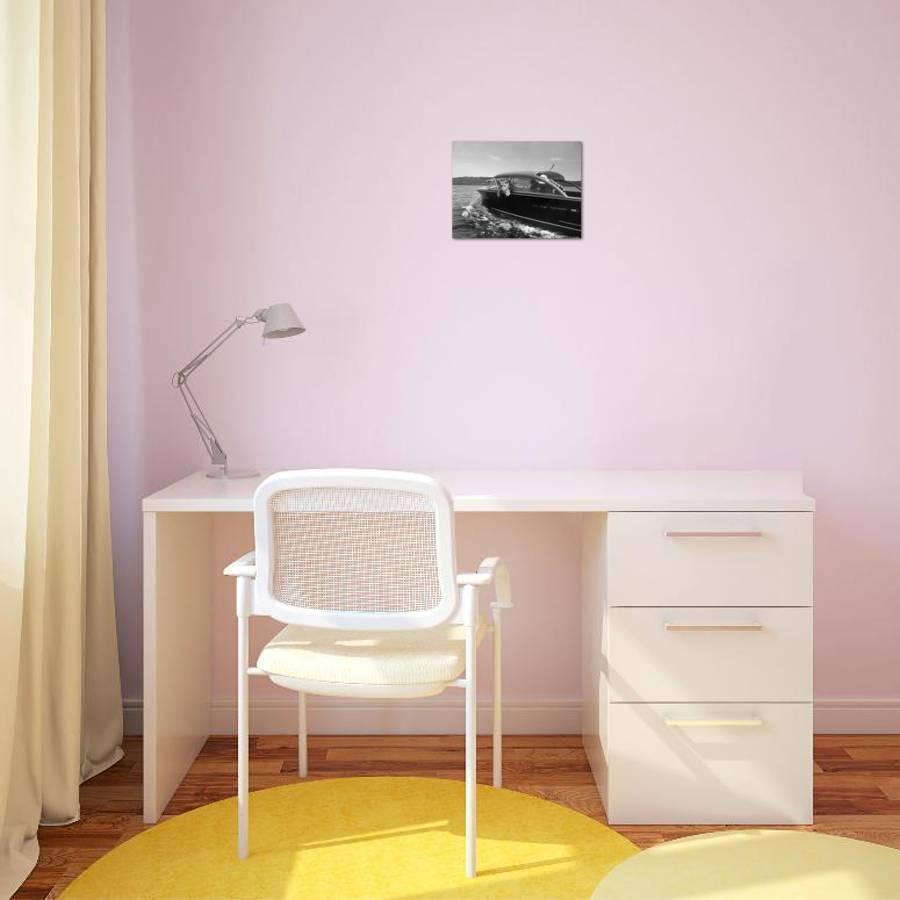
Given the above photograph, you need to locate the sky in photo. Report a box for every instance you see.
[452,141,582,180]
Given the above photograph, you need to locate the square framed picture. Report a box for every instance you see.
[452,141,582,239]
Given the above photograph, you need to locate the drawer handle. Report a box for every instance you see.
[664,623,764,632]
[665,530,763,538]
[665,716,764,728]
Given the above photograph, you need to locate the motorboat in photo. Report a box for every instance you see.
[477,168,582,236]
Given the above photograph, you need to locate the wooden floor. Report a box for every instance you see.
[15,733,900,898]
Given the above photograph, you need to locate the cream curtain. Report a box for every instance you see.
[0,0,123,894]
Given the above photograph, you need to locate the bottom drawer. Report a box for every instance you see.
[606,703,812,824]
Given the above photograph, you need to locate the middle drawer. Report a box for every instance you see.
[606,606,812,702]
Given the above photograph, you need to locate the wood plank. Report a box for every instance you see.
[815,735,900,747]
[846,747,900,761]
[877,778,900,800]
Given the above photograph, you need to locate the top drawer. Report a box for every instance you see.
[607,512,812,607]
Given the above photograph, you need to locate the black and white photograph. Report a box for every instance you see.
[452,141,582,239]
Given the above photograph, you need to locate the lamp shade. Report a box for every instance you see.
[260,303,305,339]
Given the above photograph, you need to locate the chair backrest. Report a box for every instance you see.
[252,470,458,630]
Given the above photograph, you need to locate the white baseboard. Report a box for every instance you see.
[123,697,900,737]
[123,697,581,736]
[813,699,900,734]
[124,699,142,735]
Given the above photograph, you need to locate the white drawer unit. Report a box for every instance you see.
[582,496,814,826]
[605,703,813,824]
[606,607,812,703]
[607,512,813,607]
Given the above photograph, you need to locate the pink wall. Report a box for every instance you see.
[108,0,900,708]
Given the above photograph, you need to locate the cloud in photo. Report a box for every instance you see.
[452,141,582,180]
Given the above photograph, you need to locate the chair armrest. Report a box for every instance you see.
[457,557,512,609]
[224,551,257,578]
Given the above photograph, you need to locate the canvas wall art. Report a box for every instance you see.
[452,141,582,239]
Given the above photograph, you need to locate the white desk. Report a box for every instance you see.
[142,470,814,824]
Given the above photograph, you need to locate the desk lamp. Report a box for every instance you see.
[172,303,305,478]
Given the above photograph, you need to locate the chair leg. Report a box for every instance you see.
[297,692,308,778]
[492,615,502,788]
[237,613,249,859]
[465,618,477,878]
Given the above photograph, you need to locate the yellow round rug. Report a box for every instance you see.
[592,829,900,900]
[63,776,637,898]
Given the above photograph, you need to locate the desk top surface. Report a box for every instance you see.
[143,469,815,513]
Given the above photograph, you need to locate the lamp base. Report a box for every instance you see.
[206,466,260,479]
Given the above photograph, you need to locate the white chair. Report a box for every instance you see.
[223,469,512,878]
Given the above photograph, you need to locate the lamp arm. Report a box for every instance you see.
[174,315,258,382]
[177,378,227,466]
[171,312,263,469]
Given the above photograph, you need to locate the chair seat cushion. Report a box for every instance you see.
[256,622,486,687]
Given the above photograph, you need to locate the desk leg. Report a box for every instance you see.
[143,510,212,823]
[581,513,609,812]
